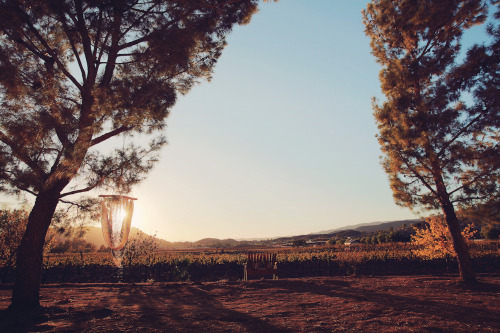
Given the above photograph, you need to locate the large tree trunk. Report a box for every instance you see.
[433,174,476,283]
[441,200,476,283]
[9,190,60,310]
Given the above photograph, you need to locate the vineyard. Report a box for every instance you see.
[2,242,499,284]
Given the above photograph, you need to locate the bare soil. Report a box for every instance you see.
[0,274,499,332]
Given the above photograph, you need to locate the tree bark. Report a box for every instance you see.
[9,190,61,310]
[434,174,476,283]
[441,200,476,283]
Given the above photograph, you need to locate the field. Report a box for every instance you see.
[29,242,500,283]
[1,243,499,331]
[1,274,499,332]
[1,242,499,285]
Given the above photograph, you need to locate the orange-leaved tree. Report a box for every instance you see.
[412,216,476,259]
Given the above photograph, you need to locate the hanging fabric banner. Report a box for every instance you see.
[100,195,137,267]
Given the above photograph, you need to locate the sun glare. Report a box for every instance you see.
[131,202,144,230]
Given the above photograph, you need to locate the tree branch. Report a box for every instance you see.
[451,195,490,204]
[21,15,83,90]
[58,198,94,209]
[91,9,104,68]
[396,148,439,197]
[59,176,105,198]
[90,125,134,147]
[59,12,87,85]
[74,0,95,81]
[438,111,486,158]
[118,10,192,50]
[96,30,112,69]
[19,186,37,197]
[0,131,46,179]
[448,168,495,196]
[99,8,123,87]
[119,2,158,39]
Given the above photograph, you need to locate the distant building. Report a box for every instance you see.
[344,239,361,246]
[306,240,327,247]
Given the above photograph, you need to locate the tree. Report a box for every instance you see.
[0,209,54,282]
[0,0,261,310]
[0,210,27,282]
[292,239,307,247]
[363,0,499,282]
[412,216,476,259]
[122,232,159,267]
[480,224,500,239]
[458,197,500,224]
[50,239,71,253]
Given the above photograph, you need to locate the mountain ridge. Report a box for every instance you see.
[77,218,422,249]
[313,219,422,234]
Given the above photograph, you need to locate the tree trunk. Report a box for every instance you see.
[9,190,60,310]
[432,171,476,283]
[441,201,476,283]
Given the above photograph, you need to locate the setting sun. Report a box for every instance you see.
[0,1,498,327]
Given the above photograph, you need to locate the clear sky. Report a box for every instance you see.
[1,0,491,242]
[132,0,419,241]
[126,0,493,242]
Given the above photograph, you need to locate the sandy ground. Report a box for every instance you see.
[0,274,499,332]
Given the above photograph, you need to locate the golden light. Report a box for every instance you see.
[99,194,137,267]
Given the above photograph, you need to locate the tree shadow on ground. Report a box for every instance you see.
[1,276,498,332]
[1,283,289,332]
[74,283,287,332]
[256,277,500,327]
[0,305,115,333]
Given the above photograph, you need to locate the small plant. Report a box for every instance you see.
[411,216,476,259]
[122,232,159,267]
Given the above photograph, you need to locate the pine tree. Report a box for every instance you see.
[363,0,499,282]
[0,0,261,310]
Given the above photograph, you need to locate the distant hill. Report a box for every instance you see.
[81,226,177,250]
[264,219,423,245]
[314,219,422,234]
[52,218,424,250]
[79,227,241,250]
[193,238,240,248]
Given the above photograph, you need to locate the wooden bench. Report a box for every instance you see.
[244,253,278,281]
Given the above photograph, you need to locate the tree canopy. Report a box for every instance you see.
[0,0,260,201]
[363,0,499,282]
[0,0,262,310]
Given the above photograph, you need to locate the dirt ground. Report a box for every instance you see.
[0,274,499,332]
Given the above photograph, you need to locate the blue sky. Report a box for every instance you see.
[132,0,418,241]
[1,0,492,242]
